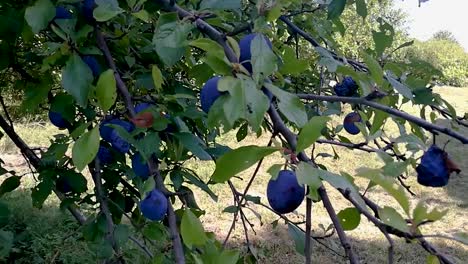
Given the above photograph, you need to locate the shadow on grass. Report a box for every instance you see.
[224,221,468,264]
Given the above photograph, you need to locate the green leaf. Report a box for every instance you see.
[219,77,270,131]
[179,170,218,202]
[93,0,124,22]
[132,9,150,22]
[223,206,239,214]
[426,255,440,264]
[0,230,14,258]
[31,179,53,208]
[174,133,211,161]
[315,47,342,72]
[382,161,408,178]
[287,223,305,255]
[296,162,322,201]
[453,233,468,246]
[199,0,241,10]
[134,133,160,161]
[372,19,395,56]
[251,34,278,81]
[412,201,447,225]
[264,83,307,128]
[113,224,130,246]
[143,222,167,241]
[211,146,279,183]
[61,54,93,107]
[386,72,413,100]
[355,0,367,18]
[180,209,208,248]
[153,13,194,67]
[319,169,367,209]
[378,206,410,233]
[142,177,155,197]
[280,46,309,76]
[25,0,55,33]
[95,69,117,112]
[357,168,410,215]
[62,170,88,193]
[296,116,330,152]
[362,53,383,87]
[190,38,225,58]
[152,65,164,92]
[267,164,283,180]
[337,207,361,231]
[0,176,21,197]
[0,202,10,226]
[370,110,388,135]
[236,122,248,142]
[72,126,100,171]
[327,0,346,20]
[203,53,233,75]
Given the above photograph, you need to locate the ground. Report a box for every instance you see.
[0,86,467,263]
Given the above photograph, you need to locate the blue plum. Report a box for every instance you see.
[99,119,135,142]
[109,129,131,153]
[135,103,152,114]
[82,55,101,77]
[48,110,71,129]
[56,176,72,193]
[55,6,72,19]
[97,144,114,165]
[343,112,362,135]
[267,170,305,214]
[140,189,168,221]
[200,76,223,113]
[82,0,96,23]
[416,145,450,187]
[131,152,150,180]
[334,76,359,97]
[239,33,273,73]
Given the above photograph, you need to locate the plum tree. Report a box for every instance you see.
[1,1,466,263]
[131,153,150,180]
[200,76,223,113]
[48,110,70,129]
[140,189,168,221]
[416,144,460,187]
[239,33,273,73]
[343,112,362,135]
[334,76,359,97]
[267,170,305,214]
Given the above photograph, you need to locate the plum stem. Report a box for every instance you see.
[304,197,312,264]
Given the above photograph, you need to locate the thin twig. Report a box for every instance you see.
[298,94,468,144]
[305,197,312,264]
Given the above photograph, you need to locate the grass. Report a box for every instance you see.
[0,86,467,263]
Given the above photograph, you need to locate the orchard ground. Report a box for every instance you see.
[1,86,467,263]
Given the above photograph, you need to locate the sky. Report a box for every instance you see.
[393,0,468,51]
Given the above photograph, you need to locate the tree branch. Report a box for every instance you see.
[90,159,124,263]
[95,27,185,263]
[297,94,468,144]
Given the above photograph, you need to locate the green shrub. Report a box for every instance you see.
[406,39,468,87]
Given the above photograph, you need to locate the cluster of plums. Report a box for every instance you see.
[332,77,363,135]
[49,102,169,221]
[200,33,273,113]
[416,144,460,187]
